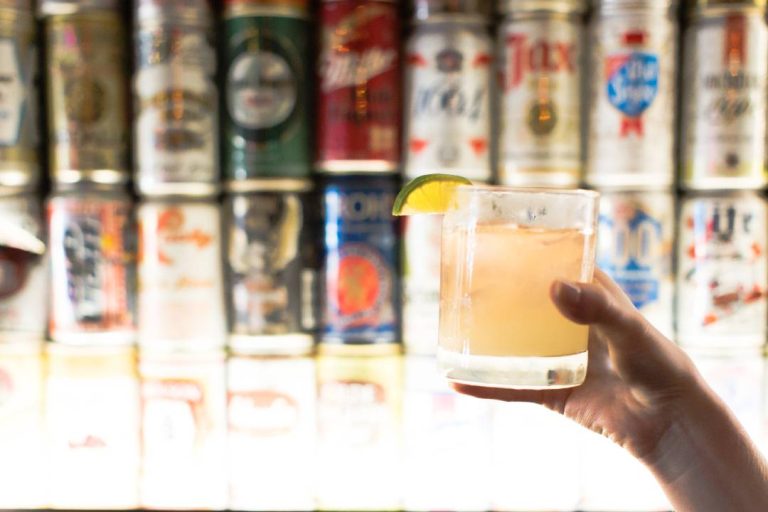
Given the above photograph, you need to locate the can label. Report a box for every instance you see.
[224,14,310,179]
[402,214,441,354]
[48,194,135,340]
[498,14,582,184]
[139,354,228,510]
[317,1,401,169]
[135,23,218,193]
[138,201,226,347]
[46,13,129,175]
[227,190,316,341]
[0,195,46,336]
[404,23,492,180]
[227,356,316,510]
[321,177,400,344]
[587,10,676,187]
[682,12,768,188]
[0,15,37,183]
[597,192,674,338]
[677,194,767,348]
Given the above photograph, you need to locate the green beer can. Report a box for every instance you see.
[222,0,310,182]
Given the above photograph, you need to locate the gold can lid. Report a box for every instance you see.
[224,0,308,17]
[412,0,492,18]
[135,0,212,24]
[39,0,120,16]
[687,0,765,11]
[595,0,677,10]
[501,0,587,13]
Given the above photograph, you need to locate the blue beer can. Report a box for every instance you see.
[319,174,401,352]
[597,190,674,339]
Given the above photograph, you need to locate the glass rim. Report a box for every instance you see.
[457,184,600,199]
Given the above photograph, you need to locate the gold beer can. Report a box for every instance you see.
[44,9,129,186]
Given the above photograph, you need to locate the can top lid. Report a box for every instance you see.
[501,0,587,14]
[686,0,765,11]
[135,0,213,24]
[223,0,308,16]
[39,0,120,16]
[412,0,492,18]
[594,0,677,10]
[227,178,313,193]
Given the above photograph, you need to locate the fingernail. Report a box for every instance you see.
[554,280,582,308]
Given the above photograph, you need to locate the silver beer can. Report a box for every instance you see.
[226,180,317,356]
[403,12,493,181]
[597,190,674,339]
[586,0,678,189]
[497,0,586,188]
[677,191,767,350]
[0,193,46,339]
[133,2,219,197]
[137,198,227,352]
[0,7,38,191]
[681,2,768,190]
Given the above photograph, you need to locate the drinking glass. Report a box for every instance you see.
[439,186,599,389]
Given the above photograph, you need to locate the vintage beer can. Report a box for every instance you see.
[228,355,316,511]
[47,188,136,345]
[0,194,46,339]
[681,3,768,190]
[0,7,38,191]
[223,1,311,181]
[404,13,492,181]
[317,0,401,173]
[0,342,45,509]
[134,3,219,197]
[497,0,586,187]
[402,214,441,355]
[139,351,228,510]
[586,0,678,189]
[597,190,675,339]
[319,174,401,349]
[315,354,403,510]
[44,9,130,186]
[137,199,226,352]
[677,192,767,350]
[45,344,140,510]
[226,180,317,356]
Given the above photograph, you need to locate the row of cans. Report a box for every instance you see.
[2,178,768,352]
[2,0,768,194]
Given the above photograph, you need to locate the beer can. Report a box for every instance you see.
[0,193,47,339]
[681,4,768,190]
[316,0,401,173]
[412,0,493,18]
[139,351,228,510]
[402,214,441,355]
[315,354,403,510]
[0,342,45,509]
[137,199,226,352]
[677,191,767,350]
[45,344,140,509]
[597,190,674,339]
[0,7,38,191]
[227,355,316,511]
[39,0,121,16]
[226,180,317,356]
[222,1,311,181]
[497,0,586,188]
[319,174,401,349]
[134,8,219,197]
[136,0,212,23]
[403,14,493,181]
[47,188,136,345]
[586,0,678,189]
[44,10,130,186]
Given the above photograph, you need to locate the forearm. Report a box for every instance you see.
[642,376,768,512]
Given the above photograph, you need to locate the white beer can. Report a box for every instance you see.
[586,0,678,189]
[677,192,768,350]
[404,14,493,181]
[137,199,227,351]
[228,355,316,511]
[681,3,768,190]
[597,190,675,339]
[139,351,228,510]
[498,0,586,188]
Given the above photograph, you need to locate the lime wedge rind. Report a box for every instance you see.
[392,174,473,216]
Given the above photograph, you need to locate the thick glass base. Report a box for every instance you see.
[438,348,588,389]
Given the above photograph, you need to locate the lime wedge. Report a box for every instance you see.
[392,174,473,216]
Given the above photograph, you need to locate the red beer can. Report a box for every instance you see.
[316,0,401,173]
